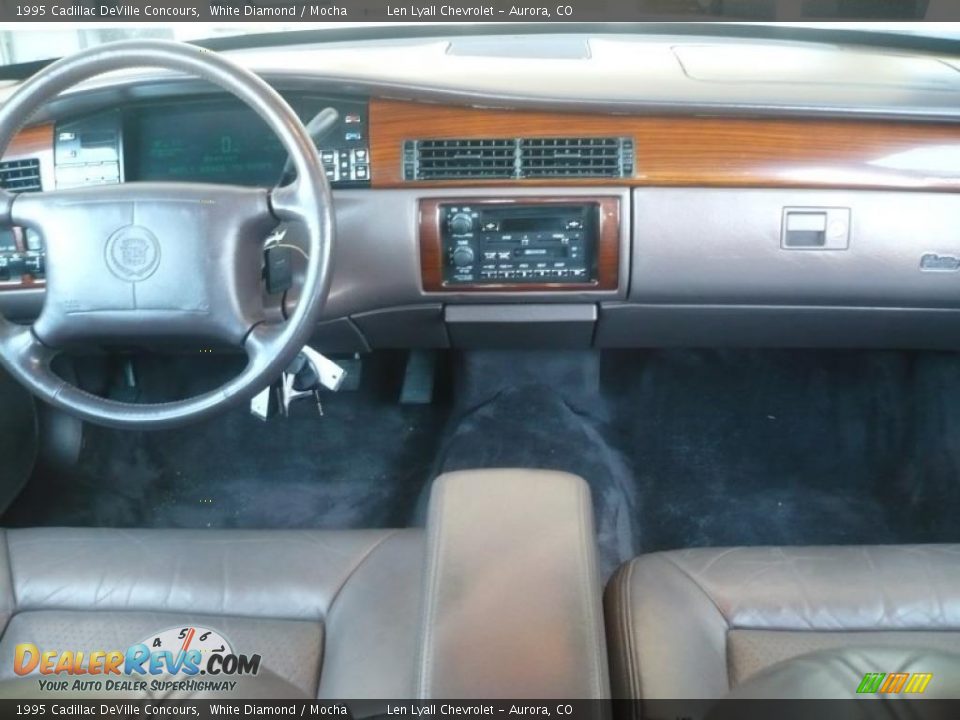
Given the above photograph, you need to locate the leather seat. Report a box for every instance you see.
[605,545,960,701]
[0,467,611,701]
[0,527,424,699]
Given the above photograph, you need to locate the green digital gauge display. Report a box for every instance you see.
[132,103,288,186]
[126,96,369,187]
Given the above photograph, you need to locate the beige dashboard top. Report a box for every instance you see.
[2,33,959,120]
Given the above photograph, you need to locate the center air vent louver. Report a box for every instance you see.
[519,138,631,178]
[0,158,41,193]
[403,137,633,181]
[407,139,516,180]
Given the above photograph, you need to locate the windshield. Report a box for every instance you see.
[0,25,305,67]
[0,20,959,70]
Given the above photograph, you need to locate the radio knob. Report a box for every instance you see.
[448,213,475,235]
[452,246,475,267]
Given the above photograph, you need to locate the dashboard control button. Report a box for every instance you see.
[448,213,475,236]
[24,254,44,276]
[452,246,476,267]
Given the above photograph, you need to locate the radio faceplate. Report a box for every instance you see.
[420,197,621,291]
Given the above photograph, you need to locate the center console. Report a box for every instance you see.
[419,196,621,292]
[418,469,609,699]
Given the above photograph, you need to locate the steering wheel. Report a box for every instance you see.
[0,41,333,430]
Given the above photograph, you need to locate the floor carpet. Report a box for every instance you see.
[6,349,960,580]
[3,352,450,530]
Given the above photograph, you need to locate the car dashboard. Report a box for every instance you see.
[2,31,960,352]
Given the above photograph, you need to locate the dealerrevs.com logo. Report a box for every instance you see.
[14,626,261,694]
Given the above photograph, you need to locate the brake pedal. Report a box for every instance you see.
[400,350,437,405]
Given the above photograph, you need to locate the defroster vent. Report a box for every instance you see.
[403,137,633,181]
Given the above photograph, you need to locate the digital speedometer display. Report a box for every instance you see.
[129,101,289,186]
[124,95,370,187]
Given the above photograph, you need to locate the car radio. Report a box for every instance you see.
[431,201,604,287]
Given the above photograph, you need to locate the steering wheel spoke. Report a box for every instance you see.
[269,178,313,224]
[0,322,54,367]
[0,40,333,429]
[0,323,61,398]
[244,321,286,368]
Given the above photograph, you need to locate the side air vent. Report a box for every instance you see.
[0,158,41,193]
[403,137,634,181]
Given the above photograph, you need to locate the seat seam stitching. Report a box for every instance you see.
[576,479,604,698]
[661,554,730,623]
[615,561,634,702]
[625,561,641,704]
[319,530,402,697]
[660,554,733,692]
[326,530,402,617]
[416,480,448,698]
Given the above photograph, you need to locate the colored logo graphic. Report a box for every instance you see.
[857,672,933,695]
[14,625,261,680]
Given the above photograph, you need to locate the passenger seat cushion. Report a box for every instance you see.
[0,527,424,699]
[605,545,960,700]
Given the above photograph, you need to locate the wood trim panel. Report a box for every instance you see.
[5,123,53,161]
[371,99,960,191]
[419,196,620,292]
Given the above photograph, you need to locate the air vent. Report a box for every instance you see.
[406,139,516,180]
[520,138,632,178]
[403,138,633,181]
[0,158,41,193]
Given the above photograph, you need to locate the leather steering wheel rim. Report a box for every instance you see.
[0,40,333,430]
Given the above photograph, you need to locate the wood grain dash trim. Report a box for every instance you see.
[371,99,960,191]
[5,123,53,161]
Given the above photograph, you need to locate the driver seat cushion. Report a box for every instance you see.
[605,544,960,700]
[0,527,424,699]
